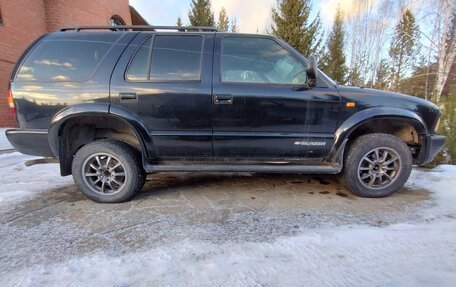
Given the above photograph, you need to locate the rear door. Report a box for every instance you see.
[110,32,214,160]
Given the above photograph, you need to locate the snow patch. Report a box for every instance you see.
[0,128,13,150]
[407,165,456,219]
[0,152,72,206]
[3,220,456,286]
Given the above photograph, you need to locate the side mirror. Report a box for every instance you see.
[306,55,318,87]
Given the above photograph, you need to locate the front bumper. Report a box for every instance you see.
[5,129,54,157]
[417,134,446,165]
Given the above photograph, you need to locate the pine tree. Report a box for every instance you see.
[188,0,215,27]
[177,17,183,27]
[320,6,347,83]
[348,65,364,87]
[374,59,389,90]
[389,9,419,91]
[217,7,229,31]
[230,18,238,33]
[271,0,323,57]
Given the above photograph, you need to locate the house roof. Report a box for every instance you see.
[129,6,148,25]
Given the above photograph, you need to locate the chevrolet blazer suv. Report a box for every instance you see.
[5,26,445,203]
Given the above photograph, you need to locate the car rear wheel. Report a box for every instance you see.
[339,133,412,198]
[72,140,146,203]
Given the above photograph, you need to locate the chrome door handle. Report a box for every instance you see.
[120,93,137,101]
[214,94,233,104]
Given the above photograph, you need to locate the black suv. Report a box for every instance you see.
[6,26,445,203]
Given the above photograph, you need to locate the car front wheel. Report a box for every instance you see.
[72,140,146,203]
[339,133,412,198]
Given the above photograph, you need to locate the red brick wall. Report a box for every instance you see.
[0,0,132,127]
[0,61,15,127]
[0,0,47,127]
[44,0,132,32]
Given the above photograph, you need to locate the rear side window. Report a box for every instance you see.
[127,35,203,82]
[16,34,119,82]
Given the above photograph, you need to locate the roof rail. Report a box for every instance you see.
[59,25,218,32]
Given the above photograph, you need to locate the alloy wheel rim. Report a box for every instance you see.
[82,153,127,195]
[357,147,402,190]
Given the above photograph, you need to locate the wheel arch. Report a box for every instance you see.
[48,104,152,175]
[327,107,428,165]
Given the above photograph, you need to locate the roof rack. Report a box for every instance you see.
[59,25,218,32]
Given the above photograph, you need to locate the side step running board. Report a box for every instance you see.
[144,163,340,174]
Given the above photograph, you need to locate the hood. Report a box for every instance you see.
[337,86,441,132]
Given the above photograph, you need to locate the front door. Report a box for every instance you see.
[110,33,214,160]
[212,35,340,160]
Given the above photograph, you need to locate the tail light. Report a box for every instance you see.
[7,89,17,121]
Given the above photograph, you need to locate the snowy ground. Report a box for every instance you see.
[0,150,455,286]
[0,128,13,150]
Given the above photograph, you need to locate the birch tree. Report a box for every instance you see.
[345,0,395,87]
[432,0,456,103]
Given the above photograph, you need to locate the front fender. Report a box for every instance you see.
[327,107,428,163]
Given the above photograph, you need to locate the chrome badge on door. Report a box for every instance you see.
[294,141,327,146]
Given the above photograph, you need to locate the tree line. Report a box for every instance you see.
[181,0,237,32]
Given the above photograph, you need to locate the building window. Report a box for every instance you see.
[110,16,125,26]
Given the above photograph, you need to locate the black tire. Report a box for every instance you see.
[339,133,412,198]
[72,140,146,203]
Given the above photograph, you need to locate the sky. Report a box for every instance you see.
[129,0,352,33]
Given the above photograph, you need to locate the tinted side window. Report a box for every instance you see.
[221,37,307,85]
[127,35,203,82]
[126,38,152,81]
[150,35,203,81]
[17,36,117,82]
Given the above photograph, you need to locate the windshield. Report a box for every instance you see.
[317,68,337,86]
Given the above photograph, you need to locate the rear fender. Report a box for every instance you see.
[48,104,152,175]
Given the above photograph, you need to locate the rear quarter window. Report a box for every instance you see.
[16,33,121,82]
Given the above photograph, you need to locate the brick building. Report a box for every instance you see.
[0,0,147,127]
